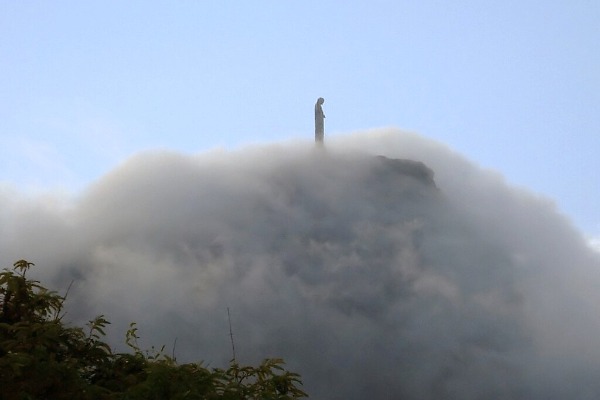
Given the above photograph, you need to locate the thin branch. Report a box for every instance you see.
[172,337,178,362]
[227,307,236,362]
[63,280,75,301]
[56,280,75,321]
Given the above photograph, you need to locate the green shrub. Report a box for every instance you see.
[0,260,307,399]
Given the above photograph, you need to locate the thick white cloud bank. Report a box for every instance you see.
[2,129,600,399]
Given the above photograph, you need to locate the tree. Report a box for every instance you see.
[0,260,307,399]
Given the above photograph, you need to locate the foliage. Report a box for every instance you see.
[0,260,307,399]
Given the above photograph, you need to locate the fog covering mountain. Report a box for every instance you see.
[2,129,600,399]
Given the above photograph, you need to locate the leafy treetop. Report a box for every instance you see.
[0,260,307,399]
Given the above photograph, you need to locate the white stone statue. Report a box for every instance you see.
[315,97,325,144]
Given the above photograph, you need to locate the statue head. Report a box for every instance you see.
[317,97,324,105]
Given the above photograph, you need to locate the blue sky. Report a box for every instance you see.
[1,1,599,236]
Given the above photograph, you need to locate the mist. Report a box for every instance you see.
[2,129,600,399]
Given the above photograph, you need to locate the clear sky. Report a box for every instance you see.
[1,1,599,236]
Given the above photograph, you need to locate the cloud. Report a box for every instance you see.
[0,136,75,191]
[2,129,600,399]
[588,237,600,253]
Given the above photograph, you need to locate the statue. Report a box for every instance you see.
[315,97,325,144]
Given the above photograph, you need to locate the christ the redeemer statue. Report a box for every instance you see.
[315,97,325,144]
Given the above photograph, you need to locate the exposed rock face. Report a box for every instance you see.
[374,155,436,187]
